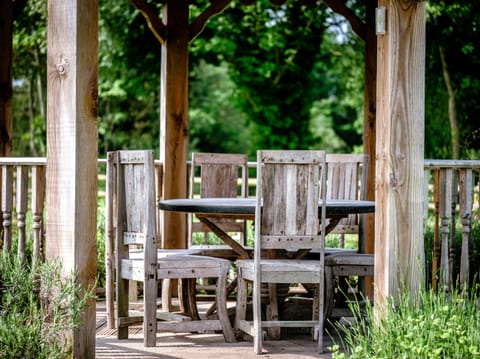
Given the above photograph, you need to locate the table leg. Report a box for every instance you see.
[197,217,251,259]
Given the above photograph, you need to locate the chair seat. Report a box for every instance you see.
[128,248,203,259]
[237,259,323,284]
[189,245,253,260]
[324,253,374,319]
[121,254,231,281]
[325,253,374,267]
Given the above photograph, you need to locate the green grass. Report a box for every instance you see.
[329,286,480,359]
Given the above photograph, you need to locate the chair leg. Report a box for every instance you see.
[216,269,236,342]
[266,283,280,339]
[206,276,237,317]
[183,278,200,321]
[117,277,129,340]
[161,278,172,312]
[235,271,248,340]
[318,272,325,354]
[324,266,335,320]
[144,274,157,347]
[253,277,262,354]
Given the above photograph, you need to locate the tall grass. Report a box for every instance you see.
[329,286,480,358]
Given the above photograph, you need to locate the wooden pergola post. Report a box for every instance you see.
[374,0,426,309]
[363,0,377,296]
[0,0,14,156]
[159,0,190,249]
[46,0,98,357]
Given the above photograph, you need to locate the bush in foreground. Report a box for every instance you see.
[0,254,93,359]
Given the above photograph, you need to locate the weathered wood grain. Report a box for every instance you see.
[46,0,98,357]
[375,0,426,309]
[160,0,189,250]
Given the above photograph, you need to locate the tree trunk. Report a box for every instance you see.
[438,44,459,159]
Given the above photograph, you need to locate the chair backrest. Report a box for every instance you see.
[255,150,327,255]
[325,154,368,249]
[189,152,249,246]
[110,150,157,271]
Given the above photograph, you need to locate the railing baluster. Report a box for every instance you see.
[438,168,453,292]
[432,169,440,290]
[459,168,473,292]
[2,165,13,253]
[16,166,28,260]
[448,171,458,288]
[425,160,480,292]
[31,165,45,267]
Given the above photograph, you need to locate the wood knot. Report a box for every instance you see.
[56,58,69,75]
[389,174,398,188]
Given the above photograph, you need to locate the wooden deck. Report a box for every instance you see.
[95,300,336,358]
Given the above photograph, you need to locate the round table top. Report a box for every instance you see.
[159,197,375,216]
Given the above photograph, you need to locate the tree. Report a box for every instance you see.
[426,2,480,159]
[12,0,47,157]
[188,60,251,155]
[192,0,330,153]
[98,0,161,156]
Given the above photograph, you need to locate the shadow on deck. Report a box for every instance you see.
[95,300,338,358]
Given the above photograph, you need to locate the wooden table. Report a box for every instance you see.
[159,197,375,326]
[159,197,375,258]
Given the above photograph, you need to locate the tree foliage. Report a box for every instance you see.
[192,0,331,153]
[98,1,161,157]
[188,60,251,155]
[426,1,480,159]
[12,0,47,156]
[9,0,480,159]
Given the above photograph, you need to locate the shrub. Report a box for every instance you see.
[0,253,93,359]
[329,287,480,359]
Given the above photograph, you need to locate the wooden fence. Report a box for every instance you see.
[424,160,480,292]
[0,158,46,267]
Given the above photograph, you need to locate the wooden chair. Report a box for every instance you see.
[189,152,249,257]
[235,150,327,354]
[109,150,235,347]
[324,154,374,317]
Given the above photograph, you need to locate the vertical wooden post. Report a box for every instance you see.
[159,0,189,249]
[0,0,14,156]
[363,0,377,297]
[46,0,98,357]
[374,0,426,309]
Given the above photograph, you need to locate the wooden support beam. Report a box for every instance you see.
[160,0,189,249]
[363,0,377,298]
[46,0,98,357]
[375,0,426,309]
[0,0,14,156]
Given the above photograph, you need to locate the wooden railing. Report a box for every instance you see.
[0,158,46,266]
[424,160,480,292]
[0,157,478,301]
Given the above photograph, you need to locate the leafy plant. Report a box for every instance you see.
[329,286,480,358]
[0,253,93,359]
